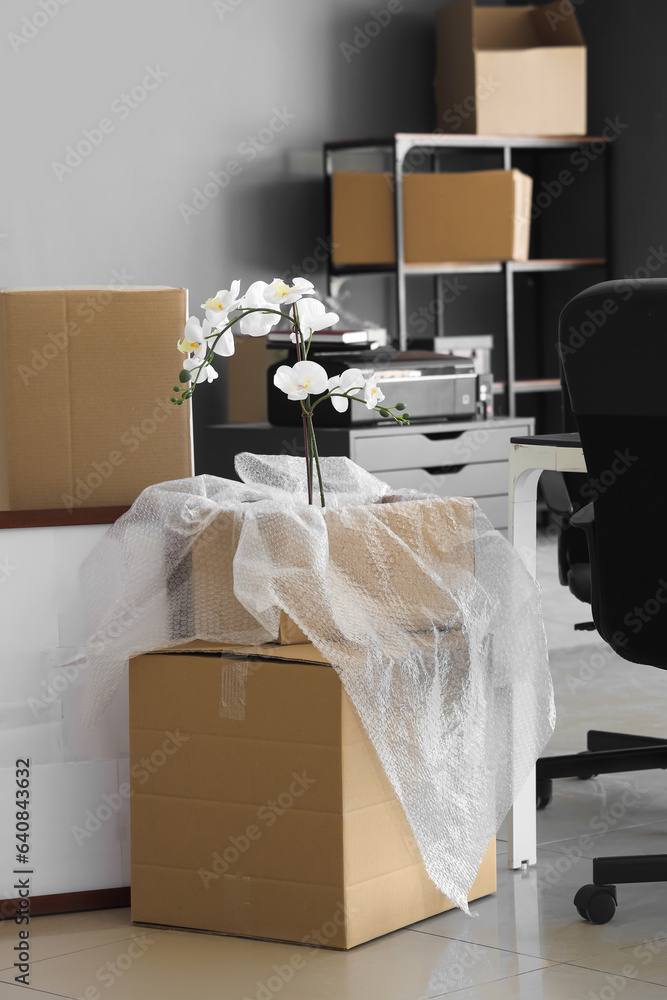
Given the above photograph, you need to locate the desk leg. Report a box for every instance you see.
[508,467,543,574]
[507,766,537,868]
[506,466,543,869]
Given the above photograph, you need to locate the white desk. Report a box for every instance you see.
[506,433,586,869]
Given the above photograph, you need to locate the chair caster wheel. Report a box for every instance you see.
[536,778,552,810]
[576,751,598,780]
[574,884,617,923]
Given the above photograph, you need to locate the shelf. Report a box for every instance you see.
[494,379,562,395]
[325,134,611,153]
[508,258,606,273]
[324,132,610,420]
[331,259,605,278]
[405,261,503,275]
[329,263,395,277]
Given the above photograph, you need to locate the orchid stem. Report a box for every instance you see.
[301,409,313,505]
[306,412,325,508]
[294,309,313,504]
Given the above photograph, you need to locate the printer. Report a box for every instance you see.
[267,348,493,427]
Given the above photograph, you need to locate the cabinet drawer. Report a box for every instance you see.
[377,462,509,499]
[354,425,529,472]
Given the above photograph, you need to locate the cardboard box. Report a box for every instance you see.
[227,334,287,424]
[190,495,476,645]
[435,0,586,136]
[332,169,532,266]
[130,640,496,948]
[0,287,193,511]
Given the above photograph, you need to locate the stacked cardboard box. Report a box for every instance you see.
[0,287,193,511]
[332,169,532,267]
[130,640,496,948]
[434,0,586,136]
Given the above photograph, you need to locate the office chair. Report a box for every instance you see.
[539,343,593,625]
[540,469,591,608]
[539,278,667,924]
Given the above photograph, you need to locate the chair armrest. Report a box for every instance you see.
[570,503,594,528]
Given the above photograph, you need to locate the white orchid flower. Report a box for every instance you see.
[292,298,339,343]
[183,356,219,383]
[202,280,241,331]
[264,277,315,306]
[238,281,282,337]
[177,316,209,357]
[210,326,235,357]
[364,375,385,410]
[273,360,329,400]
[326,368,365,412]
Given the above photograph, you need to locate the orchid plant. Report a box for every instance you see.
[171,277,410,506]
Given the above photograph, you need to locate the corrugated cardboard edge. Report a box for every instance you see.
[141,638,329,665]
[514,171,533,261]
[0,286,181,292]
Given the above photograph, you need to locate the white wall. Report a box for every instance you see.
[0,0,463,438]
[0,524,130,898]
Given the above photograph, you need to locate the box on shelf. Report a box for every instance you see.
[130,640,496,948]
[434,0,586,136]
[332,169,532,266]
[0,287,192,511]
[227,334,287,423]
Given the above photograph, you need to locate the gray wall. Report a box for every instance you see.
[2,0,492,455]
[5,0,660,447]
[575,0,667,278]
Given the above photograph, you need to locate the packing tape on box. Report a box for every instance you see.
[219,659,249,720]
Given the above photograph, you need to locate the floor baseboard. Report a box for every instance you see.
[0,886,130,919]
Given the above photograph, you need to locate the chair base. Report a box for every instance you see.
[575,855,667,924]
[537,730,667,789]
[537,730,667,920]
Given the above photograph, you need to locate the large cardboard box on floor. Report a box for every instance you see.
[332,169,532,266]
[434,0,586,136]
[129,640,496,948]
[0,287,192,511]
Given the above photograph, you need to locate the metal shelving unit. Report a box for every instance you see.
[323,133,611,419]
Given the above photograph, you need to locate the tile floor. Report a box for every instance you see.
[3,534,667,999]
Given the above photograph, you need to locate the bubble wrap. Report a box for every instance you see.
[82,453,554,912]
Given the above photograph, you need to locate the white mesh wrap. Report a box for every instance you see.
[83,454,554,912]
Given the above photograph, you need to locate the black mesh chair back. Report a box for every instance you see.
[559,278,667,668]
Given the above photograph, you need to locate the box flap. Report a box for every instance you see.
[435,1,477,132]
[141,638,331,666]
[474,3,584,50]
[535,1,584,45]
[474,7,542,50]
[1,286,180,292]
